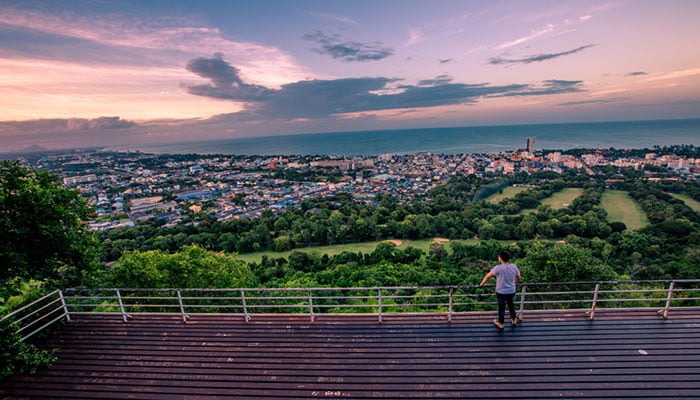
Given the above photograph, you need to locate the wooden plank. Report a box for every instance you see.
[18,369,700,385]
[3,314,700,399]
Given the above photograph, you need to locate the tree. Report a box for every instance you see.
[273,235,294,252]
[515,214,538,240]
[104,245,253,288]
[371,241,398,263]
[519,242,616,283]
[427,243,448,265]
[0,161,99,287]
[0,316,56,380]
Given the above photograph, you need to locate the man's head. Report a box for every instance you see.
[498,249,511,263]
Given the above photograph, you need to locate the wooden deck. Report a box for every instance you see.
[2,310,700,399]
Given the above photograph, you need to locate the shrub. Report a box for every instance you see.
[0,317,56,381]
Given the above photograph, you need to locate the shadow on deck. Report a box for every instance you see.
[2,310,700,399]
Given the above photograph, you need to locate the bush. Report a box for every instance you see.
[0,317,56,381]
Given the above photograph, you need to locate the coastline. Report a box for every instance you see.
[108,119,700,156]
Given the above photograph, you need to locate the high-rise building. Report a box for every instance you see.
[526,137,536,154]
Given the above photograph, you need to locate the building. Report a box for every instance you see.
[63,174,97,186]
[526,136,536,154]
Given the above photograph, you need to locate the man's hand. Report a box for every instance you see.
[480,272,494,287]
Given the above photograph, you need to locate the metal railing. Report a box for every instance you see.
[1,290,70,341]
[3,280,700,341]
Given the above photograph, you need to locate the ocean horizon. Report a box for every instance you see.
[111,118,700,156]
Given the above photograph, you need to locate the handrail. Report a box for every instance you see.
[3,280,700,342]
[1,290,69,341]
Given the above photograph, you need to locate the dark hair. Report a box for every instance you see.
[498,249,511,262]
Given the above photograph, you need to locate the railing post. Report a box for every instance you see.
[517,286,526,320]
[308,289,315,322]
[587,283,600,320]
[58,289,71,323]
[377,288,383,323]
[176,290,188,323]
[658,281,675,319]
[116,289,130,322]
[448,287,454,323]
[241,290,250,323]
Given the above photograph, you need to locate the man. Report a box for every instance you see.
[480,250,521,330]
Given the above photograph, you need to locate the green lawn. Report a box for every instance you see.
[486,186,528,204]
[670,193,700,213]
[235,238,480,264]
[601,190,648,230]
[521,187,583,214]
[542,188,583,209]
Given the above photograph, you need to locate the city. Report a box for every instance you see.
[12,140,698,232]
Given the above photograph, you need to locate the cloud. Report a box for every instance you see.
[557,97,627,106]
[66,116,137,130]
[625,71,648,77]
[417,75,454,86]
[489,44,595,66]
[644,68,700,82]
[496,24,555,50]
[0,5,309,86]
[439,59,454,64]
[492,80,585,97]
[308,12,359,25]
[183,55,585,120]
[184,53,274,101]
[302,31,394,62]
[402,29,424,47]
[0,117,136,136]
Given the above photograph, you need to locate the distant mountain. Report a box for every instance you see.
[0,145,51,160]
[19,145,49,153]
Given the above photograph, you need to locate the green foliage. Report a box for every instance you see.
[273,235,294,252]
[0,278,46,315]
[0,161,100,287]
[103,245,254,288]
[520,242,617,283]
[0,278,57,381]
[0,317,57,381]
[473,179,510,202]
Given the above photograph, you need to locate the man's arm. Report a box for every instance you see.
[480,271,495,286]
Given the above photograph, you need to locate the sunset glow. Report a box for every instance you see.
[0,0,698,151]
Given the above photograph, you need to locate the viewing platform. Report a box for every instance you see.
[2,281,700,399]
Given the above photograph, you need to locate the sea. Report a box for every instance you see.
[116,119,700,156]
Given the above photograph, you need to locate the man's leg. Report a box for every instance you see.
[506,293,516,319]
[496,293,507,324]
[506,292,517,325]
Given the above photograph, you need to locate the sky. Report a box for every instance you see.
[1,0,699,151]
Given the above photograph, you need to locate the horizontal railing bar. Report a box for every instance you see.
[120,304,179,309]
[64,303,119,308]
[596,298,667,303]
[1,290,61,321]
[15,306,66,334]
[64,280,700,292]
[10,297,64,326]
[20,313,68,342]
[7,279,700,343]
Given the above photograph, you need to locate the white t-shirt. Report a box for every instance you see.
[490,263,520,294]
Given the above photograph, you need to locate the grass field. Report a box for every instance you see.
[542,188,583,209]
[520,187,583,214]
[670,193,700,213]
[486,186,528,204]
[235,186,655,264]
[601,190,648,230]
[235,238,480,264]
